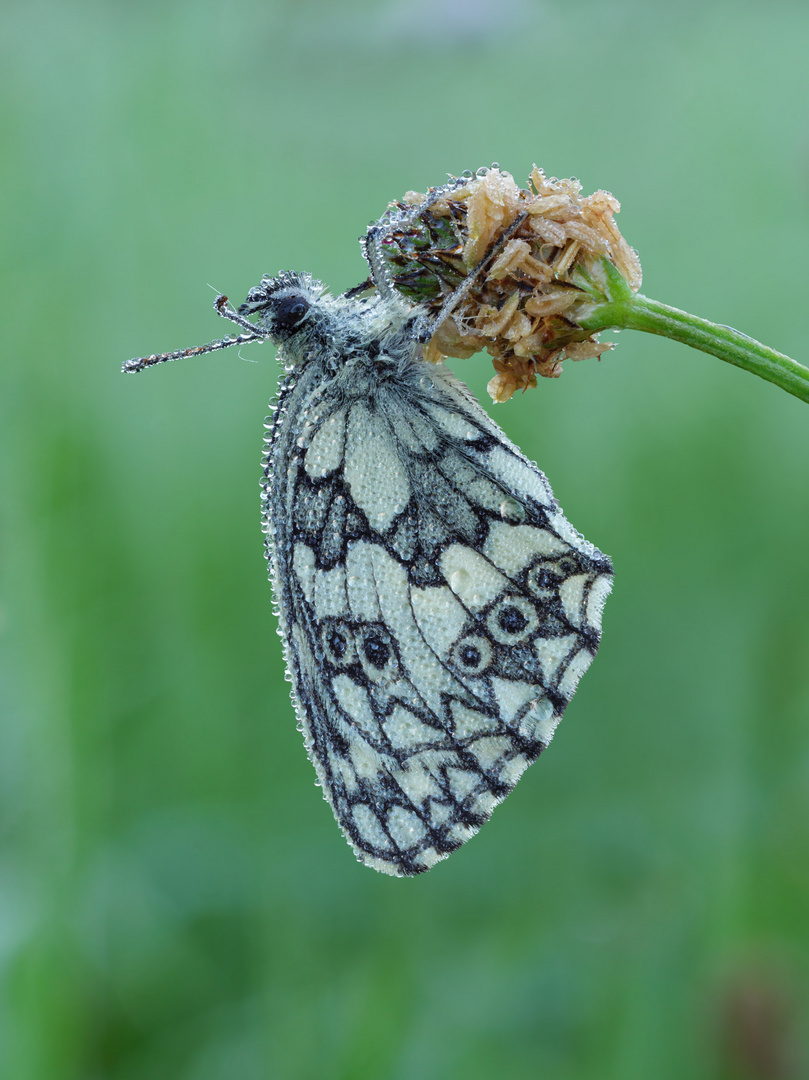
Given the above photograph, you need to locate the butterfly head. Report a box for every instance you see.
[238,271,325,343]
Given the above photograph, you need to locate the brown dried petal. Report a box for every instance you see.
[487,239,532,280]
[422,338,447,365]
[463,170,523,268]
[583,189,620,215]
[487,371,517,403]
[525,194,568,216]
[475,291,521,338]
[534,350,565,378]
[487,358,538,403]
[563,220,610,253]
[564,340,613,361]
[529,216,567,246]
[503,310,533,342]
[512,332,548,357]
[524,291,579,317]
[552,240,581,277]
[429,316,482,359]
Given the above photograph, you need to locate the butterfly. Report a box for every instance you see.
[124,175,613,876]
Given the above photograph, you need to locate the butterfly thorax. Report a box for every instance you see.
[278,291,417,378]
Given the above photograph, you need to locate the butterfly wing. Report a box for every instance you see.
[264,356,612,876]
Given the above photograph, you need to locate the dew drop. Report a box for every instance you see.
[450,569,471,595]
[499,497,526,524]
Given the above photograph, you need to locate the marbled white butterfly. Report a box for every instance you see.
[124,175,613,876]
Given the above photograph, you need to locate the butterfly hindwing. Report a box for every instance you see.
[264,351,612,877]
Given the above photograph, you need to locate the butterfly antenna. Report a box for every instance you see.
[122,294,268,374]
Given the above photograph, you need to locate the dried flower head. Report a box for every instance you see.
[378,166,642,401]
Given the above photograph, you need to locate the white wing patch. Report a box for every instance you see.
[345,544,384,621]
[483,520,569,575]
[343,404,411,529]
[313,565,348,619]
[440,545,511,611]
[304,408,346,478]
[410,585,468,655]
[292,544,316,604]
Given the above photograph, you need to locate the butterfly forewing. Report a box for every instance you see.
[264,350,612,877]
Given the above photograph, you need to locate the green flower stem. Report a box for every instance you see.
[579,291,809,405]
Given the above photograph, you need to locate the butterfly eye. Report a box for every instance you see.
[486,596,539,645]
[273,295,310,335]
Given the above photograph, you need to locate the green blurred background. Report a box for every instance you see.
[2,1,808,1077]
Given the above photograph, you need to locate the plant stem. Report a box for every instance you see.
[579,292,809,405]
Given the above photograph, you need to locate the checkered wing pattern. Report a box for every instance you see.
[264,351,612,876]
